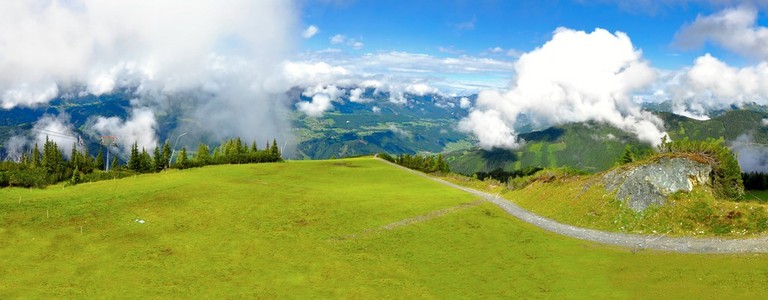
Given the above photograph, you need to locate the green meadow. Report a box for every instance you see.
[2,157,768,298]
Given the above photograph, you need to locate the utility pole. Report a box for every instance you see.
[168,132,188,168]
[100,136,117,172]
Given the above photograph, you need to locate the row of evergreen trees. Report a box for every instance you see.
[743,172,768,190]
[378,152,450,174]
[0,137,104,188]
[126,137,282,173]
[0,137,283,188]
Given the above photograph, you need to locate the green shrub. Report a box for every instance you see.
[660,137,744,199]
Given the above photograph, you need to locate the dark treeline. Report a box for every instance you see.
[378,152,450,174]
[0,137,282,188]
[473,166,543,183]
[127,137,282,172]
[743,172,768,190]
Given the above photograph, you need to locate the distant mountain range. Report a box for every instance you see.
[1,87,766,174]
[447,110,768,175]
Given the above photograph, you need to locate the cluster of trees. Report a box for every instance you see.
[743,172,768,190]
[658,136,744,199]
[126,137,282,173]
[0,136,283,188]
[473,166,543,183]
[0,138,104,188]
[379,152,450,174]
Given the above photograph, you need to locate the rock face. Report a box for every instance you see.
[602,157,712,212]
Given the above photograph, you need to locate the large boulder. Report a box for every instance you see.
[602,157,712,212]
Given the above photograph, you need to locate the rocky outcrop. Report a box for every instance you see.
[602,157,712,212]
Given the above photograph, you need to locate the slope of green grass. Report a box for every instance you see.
[2,158,768,298]
[445,168,768,237]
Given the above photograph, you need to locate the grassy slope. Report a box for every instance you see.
[445,167,768,237]
[0,158,767,298]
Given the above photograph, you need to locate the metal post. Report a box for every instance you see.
[168,132,188,168]
[106,146,110,172]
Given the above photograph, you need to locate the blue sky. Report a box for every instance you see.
[299,0,764,69]
[291,1,768,149]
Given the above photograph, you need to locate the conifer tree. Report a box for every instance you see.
[162,141,172,169]
[128,142,140,172]
[270,138,280,159]
[139,148,152,173]
[153,146,163,172]
[196,143,210,165]
[31,143,41,169]
[96,147,105,170]
[176,146,188,169]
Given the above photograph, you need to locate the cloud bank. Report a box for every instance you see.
[0,0,298,150]
[459,28,666,149]
[676,6,768,60]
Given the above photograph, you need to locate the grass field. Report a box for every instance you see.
[2,158,768,298]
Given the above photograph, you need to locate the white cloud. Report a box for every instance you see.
[330,34,346,45]
[406,83,438,96]
[34,114,78,158]
[302,84,346,101]
[675,6,768,60]
[459,97,472,109]
[387,124,412,139]
[294,84,346,117]
[302,25,319,39]
[1,83,58,109]
[296,94,333,117]
[349,88,371,103]
[289,50,517,95]
[0,0,297,147]
[732,134,768,173]
[350,41,365,50]
[459,28,666,150]
[282,61,349,87]
[667,53,768,115]
[92,107,158,154]
[372,106,381,114]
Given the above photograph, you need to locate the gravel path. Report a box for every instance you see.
[377,157,768,253]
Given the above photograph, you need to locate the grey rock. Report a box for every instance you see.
[602,157,712,212]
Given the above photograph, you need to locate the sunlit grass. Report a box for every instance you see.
[2,157,768,298]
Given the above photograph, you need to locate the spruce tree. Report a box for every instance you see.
[128,142,140,172]
[153,146,163,172]
[162,141,172,169]
[196,143,210,165]
[31,143,41,169]
[270,139,280,160]
[176,147,188,169]
[96,147,105,171]
[139,148,152,173]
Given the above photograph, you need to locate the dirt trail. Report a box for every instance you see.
[376,157,768,253]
